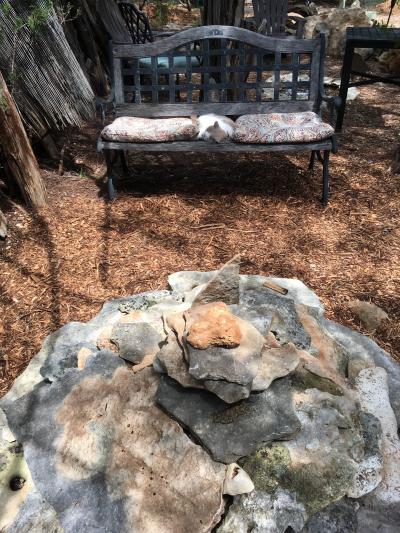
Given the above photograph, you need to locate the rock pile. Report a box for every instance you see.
[1,257,400,532]
[304,8,371,57]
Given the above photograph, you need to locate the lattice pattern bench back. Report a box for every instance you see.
[112,26,324,118]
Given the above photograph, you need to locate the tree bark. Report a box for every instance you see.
[0,72,46,207]
[203,0,245,26]
[0,209,7,239]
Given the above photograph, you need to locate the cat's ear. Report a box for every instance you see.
[214,121,219,128]
[190,114,198,125]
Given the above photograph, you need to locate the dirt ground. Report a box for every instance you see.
[0,18,400,396]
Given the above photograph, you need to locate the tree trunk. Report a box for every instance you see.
[0,209,6,239]
[392,144,400,174]
[203,0,245,26]
[0,72,46,207]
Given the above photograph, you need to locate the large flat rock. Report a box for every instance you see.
[3,357,226,533]
[156,375,300,464]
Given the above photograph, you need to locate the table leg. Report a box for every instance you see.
[336,42,354,132]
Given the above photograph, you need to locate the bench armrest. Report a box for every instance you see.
[287,15,306,38]
[152,30,176,39]
[321,94,342,126]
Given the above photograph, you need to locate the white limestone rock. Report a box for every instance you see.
[356,367,400,505]
[223,464,254,496]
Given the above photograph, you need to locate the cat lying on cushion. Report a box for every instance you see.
[192,114,236,143]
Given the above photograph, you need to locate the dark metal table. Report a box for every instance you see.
[336,26,400,131]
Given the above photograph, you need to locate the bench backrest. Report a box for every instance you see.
[117,2,154,44]
[112,25,325,118]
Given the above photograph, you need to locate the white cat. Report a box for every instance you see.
[194,114,236,143]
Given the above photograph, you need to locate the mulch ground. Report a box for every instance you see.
[0,60,399,397]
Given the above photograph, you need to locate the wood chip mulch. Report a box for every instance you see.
[0,67,399,397]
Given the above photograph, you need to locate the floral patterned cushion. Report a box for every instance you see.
[101,117,198,143]
[233,112,334,144]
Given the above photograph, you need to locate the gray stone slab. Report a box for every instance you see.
[88,291,178,328]
[40,341,98,382]
[168,271,324,316]
[156,375,300,464]
[240,289,311,350]
[3,353,127,533]
[6,490,63,533]
[3,355,226,533]
[229,304,274,337]
[240,276,324,316]
[110,322,164,363]
[1,322,100,407]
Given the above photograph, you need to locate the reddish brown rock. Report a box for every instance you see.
[185,302,242,350]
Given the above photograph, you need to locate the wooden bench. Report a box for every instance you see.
[97,25,340,204]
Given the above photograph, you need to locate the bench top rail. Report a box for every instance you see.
[111,25,324,118]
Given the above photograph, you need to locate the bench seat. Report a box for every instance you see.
[98,137,334,153]
[101,112,334,145]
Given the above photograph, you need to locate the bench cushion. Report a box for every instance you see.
[101,117,198,143]
[233,112,334,144]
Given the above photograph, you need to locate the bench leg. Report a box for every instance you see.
[104,149,117,201]
[321,150,330,206]
[308,150,316,170]
[119,150,129,174]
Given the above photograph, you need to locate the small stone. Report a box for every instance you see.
[193,255,240,306]
[131,353,157,374]
[77,347,94,370]
[186,302,242,349]
[110,322,164,363]
[97,326,117,352]
[204,380,250,404]
[347,358,374,380]
[252,343,300,392]
[154,334,204,389]
[347,300,389,332]
[223,464,254,496]
[9,477,26,491]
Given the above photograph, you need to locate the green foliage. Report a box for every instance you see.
[26,0,53,33]
[0,0,53,35]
